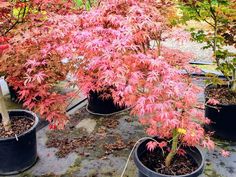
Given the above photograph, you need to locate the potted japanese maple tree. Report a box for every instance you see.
[205,52,236,140]
[0,2,39,174]
[179,0,236,140]
[129,66,213,176]
[0,0,77,174]
[70,0,185,115]
[75,0,224,176]
[131,63,230,176]
[0,36,39,175]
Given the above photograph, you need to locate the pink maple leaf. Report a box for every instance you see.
[25,59,41,67]
[202,138,215,150]
[206,98,220,105]
[33,71,47,83]
[220,150,230,157]
[146,141,158,151]
[159,141,167,148]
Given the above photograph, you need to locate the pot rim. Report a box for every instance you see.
[134,138,205,177]
[205,84,236,107]
[0,109,39,141]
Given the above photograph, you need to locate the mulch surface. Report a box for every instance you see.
[100,118,119,129]
[46,135,96,158]
[205,86,236,105]
[140,148,198,175]
[104,135,135,154]
[0,116,34,138]
[46,108,135,158]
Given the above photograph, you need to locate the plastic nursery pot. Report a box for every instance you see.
[8,86,20,103]
[134,139,205,177]
[87,90,127,115]
[0,109,39,175]
[8,85,40,104]
[205,84,236,141]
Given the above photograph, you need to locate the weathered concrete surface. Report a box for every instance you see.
[30,127,78,176]
[75,118,97,134]
[6,78,236,177]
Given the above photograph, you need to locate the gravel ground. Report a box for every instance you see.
[163,39,236,63]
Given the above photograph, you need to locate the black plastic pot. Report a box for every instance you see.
[134,139,205,177]
[0,109,39,175]
[8,86,20,102]
[205,85,236,141]
[8,85,39,103]
[87,90,126,115]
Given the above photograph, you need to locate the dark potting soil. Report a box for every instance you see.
[205,86,236,105]
[0,116,34,138]
[140,148,198,175]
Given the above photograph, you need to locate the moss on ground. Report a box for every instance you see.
[204,162,224,177]
[192,64,217,72]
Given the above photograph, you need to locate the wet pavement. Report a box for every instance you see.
[2,77,236,177]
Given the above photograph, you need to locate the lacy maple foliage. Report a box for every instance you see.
[67,0,215,166]
[0,0,79,129]
[1,0,216,164]
[0,0,78,35]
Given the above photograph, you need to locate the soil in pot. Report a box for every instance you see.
[0,110,38,175]
[205,85,236,104]
[205,85,236,140]
[140,148,198,176]
[0,116,34,138]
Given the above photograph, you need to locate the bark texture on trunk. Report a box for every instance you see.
[231,69,236,93]
[165,129,179,167]
[0,85,11,131]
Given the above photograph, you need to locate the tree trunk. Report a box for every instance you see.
[157,39,161,56]
[213,20,219,66]
[165,129,179,167]
[231,69,236,93]
[0,84,11,131]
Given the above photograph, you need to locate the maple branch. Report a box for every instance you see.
[87,0,92,8]
[209,0,217,21]
[142,42,146,54]
[4,3,27,35]
[4,20,19,35]
[194,8,214,28]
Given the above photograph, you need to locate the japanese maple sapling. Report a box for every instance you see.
[67,0,215,167]
[0,0,79,129]
[71,0,190,106]
[179,0,236,93]
[0,19,76,129]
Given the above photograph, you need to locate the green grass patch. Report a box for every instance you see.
[192,64,218,72]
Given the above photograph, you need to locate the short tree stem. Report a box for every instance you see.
[231,69,236,93]
[0,84,11,131]
[165,129,179,167]
[213,21,219,66]
[157,39,161,56]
